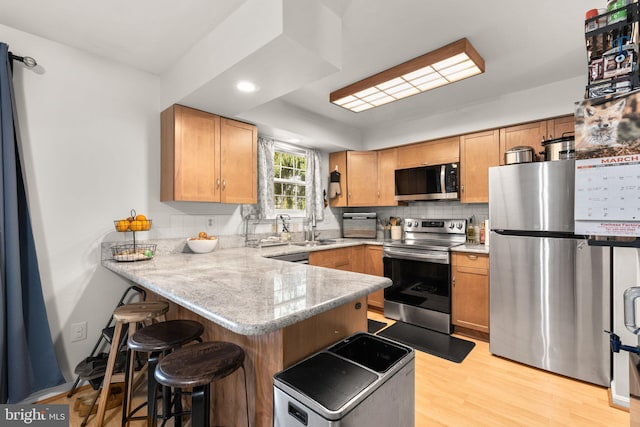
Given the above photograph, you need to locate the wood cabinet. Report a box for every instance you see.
[219,118,258,204]
[452,252,489,339]
[459,130,500,204]
[363,245,384,310]
[396,136,460,168]
[499,120,547,164]
[309,247,354,270]
[376,148,398,206]
[329,149,397,207]
[309,245,385,310]
[545,114,575,140]
[498,114,574,165]
[346,151,379,206]
[161,104,257,203]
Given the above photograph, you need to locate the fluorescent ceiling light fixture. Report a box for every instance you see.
[236,81,257,92]
[330,38,484,112]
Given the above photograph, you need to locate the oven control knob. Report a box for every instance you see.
[456,222,463,230]
[413,221,418,227]
[448,222,455,229]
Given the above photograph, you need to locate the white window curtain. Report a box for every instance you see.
[242,136,275,220]
[242,138,324,221]
[305,148,324,221]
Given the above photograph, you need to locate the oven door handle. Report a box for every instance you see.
[383,247,450,264]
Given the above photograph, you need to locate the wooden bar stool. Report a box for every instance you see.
[94,301,169,427]
[125,319,204,427]
[154,341,250,427]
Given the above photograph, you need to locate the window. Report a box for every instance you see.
[273,145,306,215]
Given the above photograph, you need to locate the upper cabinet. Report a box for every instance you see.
[161,104,257,203]
[396,136,460,168]
[219,118,258,204]
[329,149,397,207]
[499,114,574,164]
[332,113,573,208]
[460,130,500,204]
[346,151,379,206]
[545,115,575,140]
[376,148,398,207]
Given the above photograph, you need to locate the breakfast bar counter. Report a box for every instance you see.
[102,244,390,426]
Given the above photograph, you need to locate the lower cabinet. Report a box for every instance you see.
[309,246,354,271]
[452,252,489,339]
[363,245,384,310]
[308,245,384,311]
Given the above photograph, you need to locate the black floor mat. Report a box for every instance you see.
[378,321,475,363]
[367,319,388,334]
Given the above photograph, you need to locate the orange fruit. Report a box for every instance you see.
[135,214,147,221]
[129,220,142,232]
[141,220,151,231]
[116,219,130,232]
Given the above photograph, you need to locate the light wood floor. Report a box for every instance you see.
[45,312,629,427]
[369,311,629,427]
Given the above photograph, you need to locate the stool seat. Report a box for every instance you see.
[128,320,204,352]
[95,300,170,427]
[113,301,169,323]
[155,342,245,388]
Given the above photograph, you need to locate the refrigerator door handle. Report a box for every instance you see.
[624,287,640,335]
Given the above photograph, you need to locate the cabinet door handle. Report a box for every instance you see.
[452,276,456,285]
[216,178,221,189]
[467,254,478,260]
[222,180,226,190]
[377,191,380,198]
[461,184,464,192]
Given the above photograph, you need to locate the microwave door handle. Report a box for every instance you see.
[440,165,446,194]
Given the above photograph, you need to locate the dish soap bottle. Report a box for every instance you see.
[467,220,475,244]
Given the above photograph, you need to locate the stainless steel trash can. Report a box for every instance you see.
[273,332,415,426]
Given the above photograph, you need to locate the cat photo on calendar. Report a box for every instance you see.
[575,91,640,159]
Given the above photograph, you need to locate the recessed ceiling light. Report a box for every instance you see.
[236,81,257,92]
[288,138,301,143]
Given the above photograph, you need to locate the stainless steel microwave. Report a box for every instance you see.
[394,163,459,201]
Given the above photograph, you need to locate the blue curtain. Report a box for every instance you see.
[0,43,64,403]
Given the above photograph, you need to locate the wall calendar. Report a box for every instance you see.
[574,90,640,237]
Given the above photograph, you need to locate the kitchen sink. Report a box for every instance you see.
[291,239,336,247]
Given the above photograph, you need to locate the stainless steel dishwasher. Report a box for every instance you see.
[273,332,415,426]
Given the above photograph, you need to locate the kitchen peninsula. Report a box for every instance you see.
[102,243,390,426]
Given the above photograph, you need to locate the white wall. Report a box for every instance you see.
[0,24,163,386]
[362,75,586,150]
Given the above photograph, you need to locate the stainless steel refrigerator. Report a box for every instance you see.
[488,160,611,387]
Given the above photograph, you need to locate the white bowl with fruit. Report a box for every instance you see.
[187,232,218,253]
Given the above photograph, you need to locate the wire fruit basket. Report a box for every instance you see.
[111,243,156,262]
[111,209,155,262]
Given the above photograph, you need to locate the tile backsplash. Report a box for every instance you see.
[345,201,489,228]
[103,201,485,248]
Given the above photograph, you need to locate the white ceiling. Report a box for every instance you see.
[0,0,600,150]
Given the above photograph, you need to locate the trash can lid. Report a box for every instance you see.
[274,352,377,412]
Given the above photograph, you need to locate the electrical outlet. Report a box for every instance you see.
[71,321,87,343]
[205,216,216,231]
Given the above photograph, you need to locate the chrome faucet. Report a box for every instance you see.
[309,213,318,242]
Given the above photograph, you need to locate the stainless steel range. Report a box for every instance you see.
[383,218,466,334]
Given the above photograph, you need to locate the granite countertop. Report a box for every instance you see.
[451,244,490,254]
[102,242,390,337]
